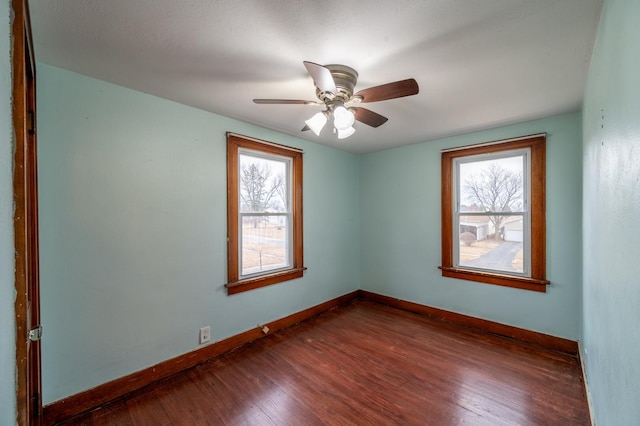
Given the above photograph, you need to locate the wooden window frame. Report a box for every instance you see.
[439,134,549,292]
[226,133,305,295]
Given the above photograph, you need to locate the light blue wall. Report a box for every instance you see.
[0,0,17,423]
[16,1,640,421]
[582,0,640,423]
[37,64,360,404]
[360,113,583,339]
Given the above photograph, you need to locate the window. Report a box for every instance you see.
[440,134,549,292]
[226,133,305,295]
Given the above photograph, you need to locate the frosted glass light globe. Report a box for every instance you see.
[333,106,355,130]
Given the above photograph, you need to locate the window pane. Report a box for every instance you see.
[239,153,288,213]
[459,155,524,213]
[458,214,524,274]
[241,215,289,276]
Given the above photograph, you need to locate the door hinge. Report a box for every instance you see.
[28,110,36,135]
[32,392,41,417]
[28,325,42,341]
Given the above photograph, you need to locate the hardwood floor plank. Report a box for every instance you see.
[58,301,590,425]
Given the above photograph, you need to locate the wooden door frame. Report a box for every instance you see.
[12,0,42,424]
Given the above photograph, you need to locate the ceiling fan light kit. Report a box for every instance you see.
[305,111,328,136]
[337,126,356,139]
[253,61,419,140]
[333,104,355,130]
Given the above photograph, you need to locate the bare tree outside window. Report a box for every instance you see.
[463,163,523,240]
[239,159,286,229]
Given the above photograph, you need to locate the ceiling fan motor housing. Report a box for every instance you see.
[316,64,359,104]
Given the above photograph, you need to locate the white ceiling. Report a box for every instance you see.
[29,0,603,154]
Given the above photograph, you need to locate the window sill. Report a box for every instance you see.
[226,267,307,295]
[439,266,549,292]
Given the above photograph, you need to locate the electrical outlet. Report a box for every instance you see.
[199,326,211,344]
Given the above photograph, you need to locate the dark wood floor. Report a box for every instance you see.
[59,300,590,425]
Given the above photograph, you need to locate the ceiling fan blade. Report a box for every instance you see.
[352,107,388,128]
[303,61,337,94]
[253,99,321,105]
[301,124,310,132]
[353,78,419,103]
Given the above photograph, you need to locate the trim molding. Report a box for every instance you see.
[359,290,578,356]
[578,342,595,425]
[43,290,580,424]
[43,291,359,425]
[440,132,547,152]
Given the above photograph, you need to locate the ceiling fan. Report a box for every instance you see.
[253,61,419,139]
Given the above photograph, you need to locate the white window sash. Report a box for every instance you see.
[237,150,293,279]
[452,148,532,277]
